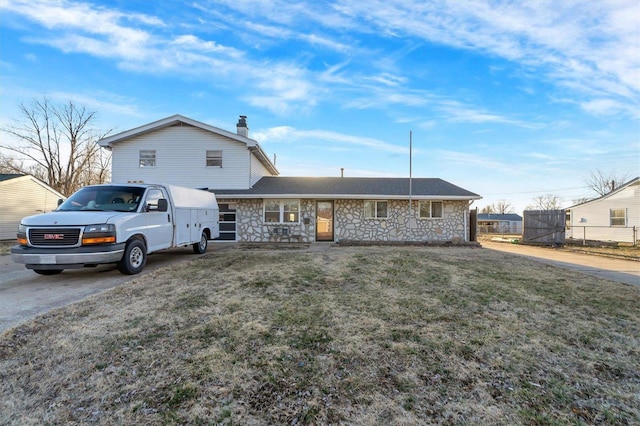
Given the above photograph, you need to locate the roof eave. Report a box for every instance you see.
[215,193,482,200]
[98,114,259,148]
[249,145,279,176]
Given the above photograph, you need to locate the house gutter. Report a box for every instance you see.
[213,194,482,200]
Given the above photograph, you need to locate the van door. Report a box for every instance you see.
[143,188,174,251]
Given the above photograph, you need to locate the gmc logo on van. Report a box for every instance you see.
[44,234,65,240]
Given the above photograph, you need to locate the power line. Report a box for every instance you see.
[482,186,592,196]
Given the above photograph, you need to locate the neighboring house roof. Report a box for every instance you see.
[567,176,640,209]
[0,173,25,182]
[213,176,481,200]
[477,213,523,221]
[97,114,279,175]
[0,174,66,199]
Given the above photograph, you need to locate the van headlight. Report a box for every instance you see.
[82,224,116,245]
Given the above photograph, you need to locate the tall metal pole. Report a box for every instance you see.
[408,131,413,240]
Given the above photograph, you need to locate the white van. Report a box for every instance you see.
[11,183,219,275]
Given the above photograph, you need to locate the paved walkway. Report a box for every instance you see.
[481,240,640,287]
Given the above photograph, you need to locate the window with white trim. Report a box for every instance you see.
[364,201,388,218]
[419,201,443,218]
[610,209,626,226]
[139,150,156,167]
[264,199,300,223]
[206,150,223,167]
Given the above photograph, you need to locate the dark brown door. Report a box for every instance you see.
[316,201,334,241]
[469,208,477,242]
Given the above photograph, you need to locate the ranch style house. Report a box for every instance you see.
[98,115,482,243]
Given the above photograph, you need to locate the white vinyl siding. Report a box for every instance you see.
[250,153,272,186]
[111,125,252,189]
[0,176,65,240]
[567,180,639,243]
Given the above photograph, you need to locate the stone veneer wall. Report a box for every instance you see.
[220,198,316,242]
[334,199,469,242]
[219,198,470,242]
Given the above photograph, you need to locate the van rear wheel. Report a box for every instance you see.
[118,239,147,275]
[193,232,208,254]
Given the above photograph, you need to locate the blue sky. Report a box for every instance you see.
[1,0,638,213]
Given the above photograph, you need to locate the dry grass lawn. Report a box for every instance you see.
[0,241,14,256]
[1,246,639,425]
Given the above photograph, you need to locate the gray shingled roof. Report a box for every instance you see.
[0,174,24,182]
[213,177,481,200]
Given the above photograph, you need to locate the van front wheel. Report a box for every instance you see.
[193,232,208,254]
[118,239,147,275]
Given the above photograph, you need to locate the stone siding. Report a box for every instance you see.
[219,198,470,242]
[334,199,468,242]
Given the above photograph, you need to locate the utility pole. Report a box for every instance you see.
[408,130,413,241]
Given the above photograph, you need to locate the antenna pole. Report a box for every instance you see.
[409,130,413,241]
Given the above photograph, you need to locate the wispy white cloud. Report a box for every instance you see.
[1,0,320,114]
[436,100,539,128]
[254,126,409,154]
[339,1,639,115]
[2,0,638,120]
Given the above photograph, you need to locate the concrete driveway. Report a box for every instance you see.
[0,246,221,334]
[481,240,640,287]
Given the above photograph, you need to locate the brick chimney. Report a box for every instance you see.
[236,115,248,137]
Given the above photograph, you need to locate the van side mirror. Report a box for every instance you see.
[157,198,168,212]
[57,199,64,206]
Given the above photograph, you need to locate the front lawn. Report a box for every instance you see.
[1,246,638,424]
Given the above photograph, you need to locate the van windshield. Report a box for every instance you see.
[58,186,146,212]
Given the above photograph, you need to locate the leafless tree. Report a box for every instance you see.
[480,199,514,214]
[0,98,112,196]
[572,197,590,205]
[480,205,495,214]
[493,199,514,214]
[528,194,562,210]
[585,170,629,197]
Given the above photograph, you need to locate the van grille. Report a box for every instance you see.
[29,228,82,247]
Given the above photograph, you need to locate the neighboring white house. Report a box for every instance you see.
[99,114,482,243]
[566,177,640,244]
[0,174,66,240]
[477,213,523,234]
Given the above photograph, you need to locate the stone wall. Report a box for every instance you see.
[219,198,470,243]
[334,199,469,242]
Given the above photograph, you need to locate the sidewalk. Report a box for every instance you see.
[481,240,640,287]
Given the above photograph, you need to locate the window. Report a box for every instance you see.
[206,150,223,167]
[144,189,166,211]
[364,201,388,218]
[610,209,626,226]
[139,150,156,167]
[264,199,300,223]
[420,201,443,218]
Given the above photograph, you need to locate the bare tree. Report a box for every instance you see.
[0,98,112,196]
[480,205,495,214]
[492,199,514,214]
[528,194,562,210]
[480,199,514,214]
[572,197,590,205]
[585,170,629,197]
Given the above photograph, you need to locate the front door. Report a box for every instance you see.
[316,201,334,241]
